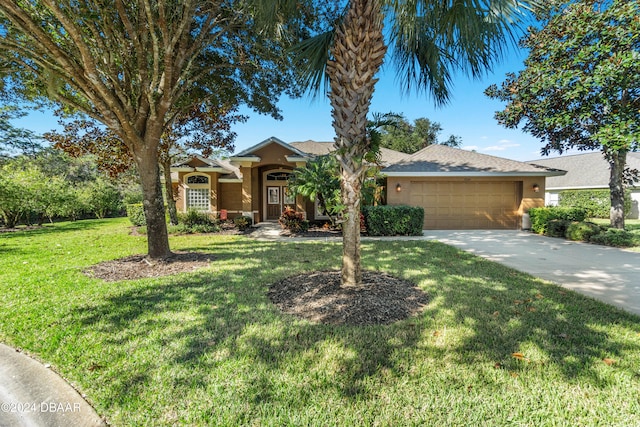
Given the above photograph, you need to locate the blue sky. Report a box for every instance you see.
[13,42,553,163]
[231,46,548,162]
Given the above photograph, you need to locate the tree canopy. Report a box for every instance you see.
[0,107,41,158]
[378,114,462,154]
[486,0,640,228]
[0,0,306,257]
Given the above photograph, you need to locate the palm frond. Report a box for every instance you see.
[387,0,539,106]
[290,30,335,97]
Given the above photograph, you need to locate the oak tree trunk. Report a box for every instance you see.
[609,150,626,229]
[133,141,172,259]
[326,0,386,287]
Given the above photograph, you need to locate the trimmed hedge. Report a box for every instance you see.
[589,228,639,247]
[126,204,146,226]
[363,205,424,236]
[566,221,602,242]
[528,207,588,235]
[559,189,632,218]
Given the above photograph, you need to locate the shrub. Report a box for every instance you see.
[126,204,146,226]
[546,219,570,238]
[362,205,424,236]
[528,207,588,235]
[177,209,220,233]
[566,221,602,242]
[589,228,638,248]
[559,189,632,218]
[278,207,309,233]
[234,215,253,231]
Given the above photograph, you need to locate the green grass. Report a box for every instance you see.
[1,218,640,426]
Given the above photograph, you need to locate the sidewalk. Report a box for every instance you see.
[0,344,106,427]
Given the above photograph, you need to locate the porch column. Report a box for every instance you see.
[240,164,253,218]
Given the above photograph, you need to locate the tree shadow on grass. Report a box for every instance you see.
[68,238,640,419]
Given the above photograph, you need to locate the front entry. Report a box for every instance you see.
[264,170,294,220]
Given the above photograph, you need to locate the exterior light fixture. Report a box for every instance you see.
[532,184,540,193]
[396,183,402,192]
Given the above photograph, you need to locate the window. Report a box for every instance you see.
[185,174,210,211]
[187,188,209,211]
[187,175,209,184]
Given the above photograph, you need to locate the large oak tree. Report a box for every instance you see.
[486,0,640,229]
[0,0,301,258]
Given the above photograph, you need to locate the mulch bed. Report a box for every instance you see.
[84,251,216,282]
[268,270,429,326]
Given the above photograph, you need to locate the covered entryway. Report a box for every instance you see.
[410,181,521,229]
[263,170,295,221]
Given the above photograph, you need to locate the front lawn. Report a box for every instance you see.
[1,218,639,426]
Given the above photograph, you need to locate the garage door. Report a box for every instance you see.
[409,181,520,229]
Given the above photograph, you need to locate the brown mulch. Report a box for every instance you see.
[84,251,216,282]
[268,270,429,326]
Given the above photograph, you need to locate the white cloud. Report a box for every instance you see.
[482,142,521,152]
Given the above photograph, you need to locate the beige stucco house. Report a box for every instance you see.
[171,137,565,229]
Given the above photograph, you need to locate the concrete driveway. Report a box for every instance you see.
[423,230,640,317]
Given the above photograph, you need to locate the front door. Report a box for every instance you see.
[264,171,294,220]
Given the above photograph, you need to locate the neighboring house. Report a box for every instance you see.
[383,145,565,229]
[171,137,566,229]
[170,136,408,224]
[529,152,640,219]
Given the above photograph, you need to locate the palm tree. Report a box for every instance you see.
[282,0,538,286]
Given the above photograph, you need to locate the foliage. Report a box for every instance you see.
[82,178,123,219]
[546,219,570,238]
[529,207,588,235]
[0,0,310,258]
[378,113,462,154]
[0,106,41,158]
[559,189,632,219]
[486,0,640,229]
[289,155,343,224]
[126,204,146,227]
[566,221,603,242]
[363,205,424,236]
[590,228,639,248]
[278,206,309,233]
[233,215,253,231]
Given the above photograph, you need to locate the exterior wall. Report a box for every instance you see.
[220,183,243,215]
[386,176,546,229]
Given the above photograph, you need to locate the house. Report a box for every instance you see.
[170,136,408,224]
[171,137,566,229]
[529,152,640,219]
[383,145,565,229]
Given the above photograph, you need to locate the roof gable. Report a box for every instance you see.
[383,145,565,176]
[232,136,310,159]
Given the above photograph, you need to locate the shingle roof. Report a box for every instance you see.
[290,140,408,166]
[529,152,640,189]
[383,144,565,176]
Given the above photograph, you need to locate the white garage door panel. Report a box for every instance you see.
[410,181,519,229]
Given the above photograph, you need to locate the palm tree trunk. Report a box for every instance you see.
[326,0,386,287]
